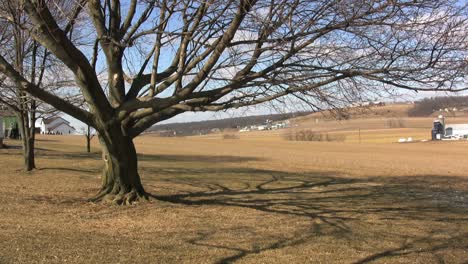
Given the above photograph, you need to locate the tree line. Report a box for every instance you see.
[409,96,468,117]
[149,112,311,136]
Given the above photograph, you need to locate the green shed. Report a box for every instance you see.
[0,109,20,139]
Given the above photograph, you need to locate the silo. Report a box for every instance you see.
[432,117,445,140]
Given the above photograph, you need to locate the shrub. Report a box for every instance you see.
[386,118,406,128]
[222,134,240,140]
[283,130,346,142]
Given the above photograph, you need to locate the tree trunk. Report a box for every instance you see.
[90,130,148,205]
[86,135,91,153]
[23,136,36,171]
[17,111,36,171]
[27,101,37,171]
[19,127,36,171]
[86,125,91,153]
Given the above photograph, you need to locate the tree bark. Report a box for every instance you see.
[86,125,91,153]
[27,100,37,171]
[90,129,148,204]
[17,111,36,171]
[23,136,36,171]
[86,136,91,153]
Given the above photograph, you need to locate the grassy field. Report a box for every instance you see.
[0,132,467,264]
[200,104,468,144]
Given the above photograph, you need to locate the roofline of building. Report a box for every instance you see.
[43,116,70,125]
[47,122,76,131]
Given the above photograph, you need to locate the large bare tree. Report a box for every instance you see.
[0,0,466,204]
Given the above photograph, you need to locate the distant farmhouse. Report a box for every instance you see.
[41,116,76,135]
[349,101,386,108]
[239,120,290,132]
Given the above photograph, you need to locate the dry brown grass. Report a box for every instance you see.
[222,134,240,140]
[282,130,346,142]
[191,104,468,145]
[0,135,467,263]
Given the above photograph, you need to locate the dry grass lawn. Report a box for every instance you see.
[0,133,467,263]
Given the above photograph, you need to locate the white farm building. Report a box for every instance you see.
[445,124,468,138]
[41,117,76,135]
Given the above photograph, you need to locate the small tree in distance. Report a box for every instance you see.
[80,124,95,153]
[0,0,466,204]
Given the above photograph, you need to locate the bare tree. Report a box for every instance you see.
[0,1,48,171]
[0,0,77,171]
[79,123,96,153]
[0,0,466,204]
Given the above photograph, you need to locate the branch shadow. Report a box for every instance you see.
[3,146,467,263]
[138,153,263,163]
[26,150,262,164]
[352,231,468,264]
[146,165,468,263]
[38,167,100,174]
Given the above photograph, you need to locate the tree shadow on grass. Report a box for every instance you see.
[148,166,468,263]
[138,153,263,163]
[25,149,262,164]
[351,231,468,264]
[35,138,61,142]
[38,167,100,174]
[0,145,49,151]
[4,147,468,263]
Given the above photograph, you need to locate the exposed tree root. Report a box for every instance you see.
[89,188,150,205]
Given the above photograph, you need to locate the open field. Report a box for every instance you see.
[199,104,468,143]
[0,132,467,264]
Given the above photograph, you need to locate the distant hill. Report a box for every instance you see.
[147,101,468,138]
[292,103,413,123]
[408,96,468,117]
[147,112,313,136]
[285,102,468,135]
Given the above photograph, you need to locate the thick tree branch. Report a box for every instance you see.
[23,0,113,118]
[0,53,93,124]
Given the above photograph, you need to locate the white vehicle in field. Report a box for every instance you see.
[444,124,468,139]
